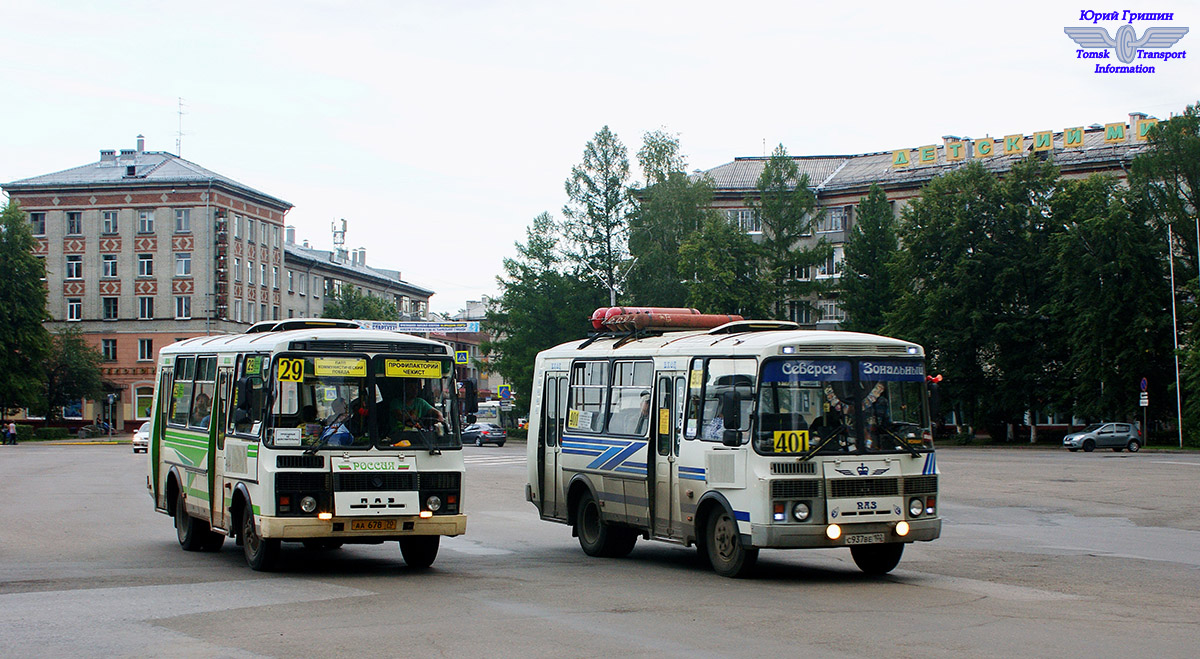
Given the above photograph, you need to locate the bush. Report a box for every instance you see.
[33,427,72,440]
[15,424,34,442]
[506,427,528,441]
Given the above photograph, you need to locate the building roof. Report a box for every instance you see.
[3,145,293,211]
[284,242,435,298]
[700,126,1151,200]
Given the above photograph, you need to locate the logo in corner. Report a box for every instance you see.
[1065,12,1188,73]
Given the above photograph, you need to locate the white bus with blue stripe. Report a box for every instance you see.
[526,309,941,577]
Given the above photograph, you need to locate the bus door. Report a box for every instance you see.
[652,371,685,539]
[151,366,173,508]
[538,372,567,519]
[211,365,235,532]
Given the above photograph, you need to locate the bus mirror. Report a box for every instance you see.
[466,414,477,424]
[928,382,941,421]
[721,429,741,447]
[235,377,252,411]
[721,390,741,430]
[462,380,479,414]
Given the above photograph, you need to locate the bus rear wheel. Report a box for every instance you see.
[399,536,440,569]
[706,509,758,578]
[242,505,280,571]
[850,542,904,575]
[175,489,221,552]
[575,492,637,558]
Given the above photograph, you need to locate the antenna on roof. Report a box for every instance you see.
[176,97,187,157]
[332,218,348,262]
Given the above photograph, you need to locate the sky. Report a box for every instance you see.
[2,0,1196,314]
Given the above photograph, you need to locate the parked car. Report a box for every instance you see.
[132,422,150,453]
[462,422,506,447]
[1063,422,1140,453]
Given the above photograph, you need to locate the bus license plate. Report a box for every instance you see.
[351,520,397,531]
[844,533,885,545]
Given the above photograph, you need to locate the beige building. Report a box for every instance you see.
[701,113,1158,328]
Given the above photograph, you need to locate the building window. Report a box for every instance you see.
[102,254,118,278]
[136,386,154,419]
[299,273,307,296]
[66,211,82,235]
[175,208,190,233]
[102,210,119,234]
[817,299,846,323]
[272,225,280,248]
[101,339,117,361]
[288,309,295,318]
[138,210,154,233]
[138,338,153,361]
[67,298,82,321]
[175,253,191,276]
[233,215,242,239]
[103,297,119,320]
[138,296,154,320]
[175,296,191,319]
[247,218,256,244]
[272,266,279,290]
[728,209,761,234]
[234,258,241,282]
[287,271,294,292]
[816,206,848,233]
[787,301,813,324]
[65,255,83,279]
[247,302,256,324]
[816,246,844,279]
[789,264,811,281]
[273,306,279,320]
[261,222,268,245]
[247,262,254,285]
[260,304,267,322]
[29,212,46,235]
[261,264,267,287]
[138,254,154,277]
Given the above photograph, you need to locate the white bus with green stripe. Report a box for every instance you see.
[526,308,941,578]
[148,319,468,571]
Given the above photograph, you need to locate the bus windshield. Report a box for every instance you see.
[265,353,460,451]
[755,358,930,456]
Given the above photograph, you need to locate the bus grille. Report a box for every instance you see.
[771,462,816,475]
[419,472,461,490]
[335,472,417,491]
[277,455,324,469]
[771,479,821,499]
[904,475,938,495]
[828,477,899,498]
[276,472,328,491]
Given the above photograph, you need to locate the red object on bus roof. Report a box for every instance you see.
[590,307,701,330]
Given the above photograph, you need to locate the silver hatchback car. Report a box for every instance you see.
[1063,422,1141,453]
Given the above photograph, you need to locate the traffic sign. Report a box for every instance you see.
[1140,377,1148,392]
[1140,392,1149,407]
[455,350,469,365]
[498,385,511,399]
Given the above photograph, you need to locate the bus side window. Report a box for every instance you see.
[168,356,195,426]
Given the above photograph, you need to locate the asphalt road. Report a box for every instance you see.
[1,443,1198,658]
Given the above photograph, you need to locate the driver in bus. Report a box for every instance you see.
[391,379,445,433]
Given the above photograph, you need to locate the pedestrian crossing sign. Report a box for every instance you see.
[455,350,469,365]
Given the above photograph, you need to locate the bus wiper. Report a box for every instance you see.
[303,434,332,455]
[881,426,922,457]
[801,425,848,462]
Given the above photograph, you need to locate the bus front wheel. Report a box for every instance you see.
[399,536,440,569]
[242,506,280,571]
[706,510,758,577]
[850,542,904,575]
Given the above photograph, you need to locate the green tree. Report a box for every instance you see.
[563,126,635,305]
[0,201,50,417]
[840,184,898,334]
[1049,175,1173,425]
[321,285,400,321]
[485,213,604,413]
[33,326,103,423]
[678,216,764,316]
[627,131,722,308]
[749,145,830,319]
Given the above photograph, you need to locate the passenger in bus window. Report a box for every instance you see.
[191,393,211,427]
[320,399,354,446]
[703,410,724,439]
[297,404,321,441]
[634,392,651,434]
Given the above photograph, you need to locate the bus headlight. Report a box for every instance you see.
[792,502,811,522]
[300,496,317,513]
[826,524,841,540]
[426,495,442,512]
[909,498,924,517]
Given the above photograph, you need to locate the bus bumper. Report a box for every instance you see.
[258,513,467,539]
[748,517,941,548]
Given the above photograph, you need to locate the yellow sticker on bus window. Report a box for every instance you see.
[384,359,442,378]
[245,356,262,376]
[314,357,367,377]
[773,430,809,453]
[567,408,580,429]
[658,408,670,435]
[689,370,703,389]
[277,358,305,382]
